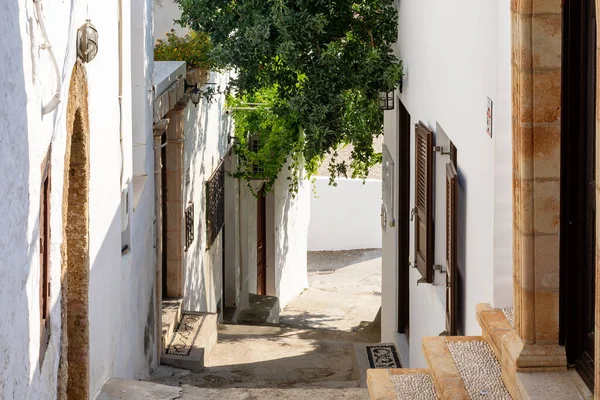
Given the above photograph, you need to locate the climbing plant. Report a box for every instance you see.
[175,0,403,192]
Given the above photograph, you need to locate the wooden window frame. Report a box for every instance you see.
[39,148,51,367]
[445,155,458,335]
[414,122,434,284]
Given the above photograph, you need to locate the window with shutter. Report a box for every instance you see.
[414,122,433,283]
[445,159,458,335]
[39,149,51,365]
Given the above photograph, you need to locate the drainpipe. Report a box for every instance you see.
[153,119,169,365]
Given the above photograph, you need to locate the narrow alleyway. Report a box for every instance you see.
[145,249,381,399]
[280,249,382,331]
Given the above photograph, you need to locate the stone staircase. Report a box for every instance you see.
[160,298,218,372]
[366,304,592,399]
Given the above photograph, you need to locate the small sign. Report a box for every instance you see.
[486,97,493,138]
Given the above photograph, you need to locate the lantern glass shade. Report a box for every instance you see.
[190,88,202,107]
[77,20,99,63]
[379,90,394,111]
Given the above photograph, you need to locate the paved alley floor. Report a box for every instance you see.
[149,324,375,399]
[144,250,381,399]
[279,249,382,331]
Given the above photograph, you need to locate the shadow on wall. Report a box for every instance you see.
[0,0,33,396]
[183,71,233,312]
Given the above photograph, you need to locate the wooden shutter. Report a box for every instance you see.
[445,161,458,335]
[414,122,433,283]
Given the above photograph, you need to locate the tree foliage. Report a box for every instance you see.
[175,0,402,191]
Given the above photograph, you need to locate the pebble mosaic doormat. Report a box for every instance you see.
[165,313,205,356]
[366,344,401,368]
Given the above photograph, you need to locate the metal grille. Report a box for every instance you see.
[185,203,194,251]
[206,160,225,248]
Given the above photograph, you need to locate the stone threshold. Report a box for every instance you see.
[367,368,438,400]
[476,303,592,399]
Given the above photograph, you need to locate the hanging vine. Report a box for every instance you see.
[175,0,403,192]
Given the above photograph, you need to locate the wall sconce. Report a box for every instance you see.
[184,80,202,107]
[77,20,98,63]
[379,90,395,111]
[189,87,202,107]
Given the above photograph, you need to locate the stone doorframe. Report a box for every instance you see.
[509,0,600,396]
[57,62,91,400]
[505,0,565,394]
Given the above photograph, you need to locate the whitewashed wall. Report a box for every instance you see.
[308,177,382,251]
[0,0,158,398]
[182,71,233,314]
[381,0,512,368]
[272,173,310,310]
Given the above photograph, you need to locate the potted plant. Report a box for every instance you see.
[154,29,211,87]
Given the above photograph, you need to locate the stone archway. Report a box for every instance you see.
[57,62,91,400]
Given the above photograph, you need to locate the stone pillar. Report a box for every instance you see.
[503,0,566,394]
[164,96,188,298]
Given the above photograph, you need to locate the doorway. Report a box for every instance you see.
[397,100,410,335]
[257,186,267,295]
[560,0,597,389]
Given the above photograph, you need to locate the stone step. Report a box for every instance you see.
[180,386,369,399]
[96,378,181,400]
[161,312,218,372]
[367,368,438,400]
[161,298,183,353]
[423,336,510,399]
[235,293,280,325]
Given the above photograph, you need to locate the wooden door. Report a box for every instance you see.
[397,101,410,334]
[561,0,596,389]
[257,187,267,295]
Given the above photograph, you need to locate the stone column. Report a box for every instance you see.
[503,0,566,394]
[164,96,188,298]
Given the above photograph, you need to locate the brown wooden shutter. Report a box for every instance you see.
[414,122,433,283]
[445,161,458,335]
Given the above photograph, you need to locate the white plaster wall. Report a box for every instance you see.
[153,0,188,42]
[308,177,382,251]
[0,0,158,397]
[272,172,310,310]
[381,0,512,367]
[182,71,233,313]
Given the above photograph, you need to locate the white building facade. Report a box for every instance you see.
[0,0,159,398]
[380,0,513,368]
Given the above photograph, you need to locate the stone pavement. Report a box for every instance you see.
[148,324,376,399]
[279,249,382,331]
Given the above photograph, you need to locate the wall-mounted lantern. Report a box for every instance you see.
[379,90,395,111]
[189,87,202,107]
[77,20,98,63]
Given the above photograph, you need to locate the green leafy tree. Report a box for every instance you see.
[175,0,402,191]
